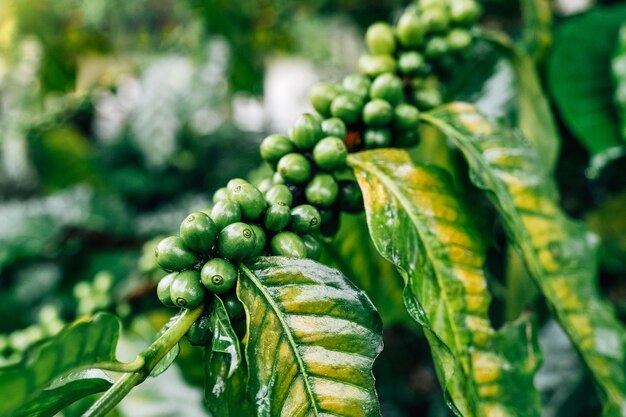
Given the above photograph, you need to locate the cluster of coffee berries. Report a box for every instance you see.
[154,178,334,312]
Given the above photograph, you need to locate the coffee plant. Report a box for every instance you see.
[2,0,626,416]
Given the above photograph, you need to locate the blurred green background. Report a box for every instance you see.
[2,0,626,416]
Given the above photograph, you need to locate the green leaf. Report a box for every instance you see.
[520,0,553,62]
[150,312,182,377]
[348,148,541,417]
[210,295,242,377]
[479,30,561,172]
[0,313,129,416]
[204,348,254,417]
[238,257,383,417]
[320,213,410,326]
[548,4,626,155]
[422,102,626,416]
[15,370,112,417]
[613,23,626,142]
[585,192,626,273]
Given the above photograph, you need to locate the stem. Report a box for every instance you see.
[83,305,204,417]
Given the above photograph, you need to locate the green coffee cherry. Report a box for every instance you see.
[226,178,249,190]
[186,312,212,346]
[265,184,293,206]
[339,180,364,213]
[309,82,340,116]
[363,99,393,126]
[313,136,348,170]
[155,236,197,271]
[157,273,176,307]
[217,222,256,261]
[277,153,312,184]
[425,36,448,58]
[302,234,323,261]
[319,209,341,236]
[170,270,205,309]
[318,206,335,226]
[248,224,267,259]
[321,117,347,139]
[330,93,364,124]
[222,293,245,319]
[394,103,420,131]
[449,0,481,23]
[305,173,339,207]
[413,87,442,109]
[211,200,242,230]
[370,73,404,105]
[260,134,294,164]
[201,258,238,294]
[365,22,396,55]
[272,171,285,185]
[264,203,291,232]
[398,51,425,75]
[342,73,371,99]
[213,187,230,204]
[270,232,307,258]
[396,11,425,47]
[421,6,449,32]
[291,113,322,150]
[396,129,421,148]
[447,28,472,50]
[180,212,217,252]
[289,204,322,234]
[258,178,273,194]
[358,54,397,77]
[228,182,266,221]
[364,128,392,148]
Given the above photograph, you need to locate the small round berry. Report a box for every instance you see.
[222,293,245,319]
[396,11,425,47]
[449,0,481,23]
[358,54,397,77]
[330,93,364,125]
[291,113,323,150]
[228,182,266,221]
[365,22,396,55]
[370,73,404,105]
[258,178,273,194]
[364,128,392,148]
[319,210,341,237]
[226,178,249,190]
[277,153,312,184]
[413,87,442,109]
[321,117,347,139]
[186,312,212,346]
[211,200,242,230]
[201,258,238,294]
[425,36,448,58]
[289,204,322,234]
[260,134,294,164]
[272,171,285,185]
[155,236,197,271]
[270,232,307,258]
[447,28,472,51]
[265,184,293,207]
[170,270,205,309]
[339,180,364,213]
[264,203,292,232]
[248,224,267,259]
[213,187,230,204]
[157,273,176,307]
[302,234,323,261]
[313,137,348,171]
[180,212,218,253]
[342,73,371,99]
[217,222,256,261]
[398,51,425,75]
[305,173,339,207]
[395,129,421,148]
[394,103,420,131]
[309,82,341,116]
[363,99,393,126]
[421,6,449,33]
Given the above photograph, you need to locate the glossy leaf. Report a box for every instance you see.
[14,370,112,417]
[0,313,128,416]
[349,148,541,417]
[480,29,561,172]
[320,213,409,326]
[548,4,626,155]
[210,294,242,377]
[150,312,182,377]
[422,103,626,416]
[204,348,254,417]
[238,257,383,417]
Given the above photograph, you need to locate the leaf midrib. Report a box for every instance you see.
[240,264,320,417]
